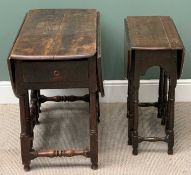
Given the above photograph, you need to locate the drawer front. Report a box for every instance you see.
[22,60,88,83]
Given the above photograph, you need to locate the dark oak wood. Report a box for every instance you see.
[30,90,40,124]
[7,9,104,171]
[39,94,90,103]
[22,60,89,83]
[31,148,90,158]
[126,16,184,78]
[125,16,184,155]
[11,9,97,60]
[138,102,158,107]
[138,136,168,143]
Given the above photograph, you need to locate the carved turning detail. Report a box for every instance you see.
[39,94,90,103]
[138,136,168,143]
[90,130,96,135]
[31,148,90,159]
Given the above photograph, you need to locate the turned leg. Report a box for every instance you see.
[89,91,98,169]
[30,90,40,124]
[132,74,140,155]
[36,90,41,113]
[166,76,176,155]
[96,92,100,123]
[161,73,168,125]
[127,73,133,145]
[19,90,32,171]
[158,68,164,118]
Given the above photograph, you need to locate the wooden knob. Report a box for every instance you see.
[53,70,60,77]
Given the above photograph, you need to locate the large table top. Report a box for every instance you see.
[125,16,184,50]
[10,9,97,60]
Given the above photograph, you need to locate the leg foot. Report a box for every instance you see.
[132,131,138,155]
[91,163,98,170]
[168,149,173,155]
[132,149,138,155]
[167,130,174,155]
[24,164,30,171]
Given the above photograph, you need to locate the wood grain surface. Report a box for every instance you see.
[126,16,184,50]
[11,9,97,60]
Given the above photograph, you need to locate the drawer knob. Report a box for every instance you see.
[53,70,60,77]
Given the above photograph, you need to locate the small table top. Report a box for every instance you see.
[125,16,185,78]
[125,16,184,50]
[11,9,97,60]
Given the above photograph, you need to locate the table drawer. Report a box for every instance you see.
[22,60,89,83]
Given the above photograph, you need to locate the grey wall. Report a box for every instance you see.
[0,0,191,80]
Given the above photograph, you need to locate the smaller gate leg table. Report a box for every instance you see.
[125,16,184,155]
[8,9,104,171]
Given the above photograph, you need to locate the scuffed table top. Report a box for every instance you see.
[125,16,184,50]
[10,9,97,60]
[125,16,185,78]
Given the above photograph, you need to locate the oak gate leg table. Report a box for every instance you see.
[8,9,104,171]
[124,16,184,155]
